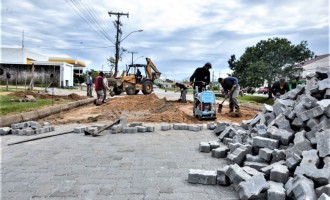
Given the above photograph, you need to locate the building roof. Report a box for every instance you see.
[49,57,86,68]
[302,54,330,66]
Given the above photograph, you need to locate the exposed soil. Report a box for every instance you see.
[9,91,87,101]
[43,93,259,125]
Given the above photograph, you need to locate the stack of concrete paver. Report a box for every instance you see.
[189,67,330,200]
[0,121,55,136]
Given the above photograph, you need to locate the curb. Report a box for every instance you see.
[0,98,95,127]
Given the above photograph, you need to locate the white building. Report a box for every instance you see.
[0,47,86,87]
[301,54,330,78]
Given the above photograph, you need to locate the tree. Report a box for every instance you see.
[228,37,314,98]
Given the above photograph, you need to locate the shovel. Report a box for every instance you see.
[218,98,227,113]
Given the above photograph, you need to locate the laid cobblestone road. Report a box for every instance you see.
[1,124,239,200]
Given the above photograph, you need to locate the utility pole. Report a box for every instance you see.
[108,11,129,77]
[128,51,137,65]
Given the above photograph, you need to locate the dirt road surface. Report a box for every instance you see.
[42,93,259,125]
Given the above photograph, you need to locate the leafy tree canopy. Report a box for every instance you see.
[228,37,314,92]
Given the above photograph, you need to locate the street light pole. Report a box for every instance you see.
[114,29,142,77]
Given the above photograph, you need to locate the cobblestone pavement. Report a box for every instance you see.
[1,124,239,200]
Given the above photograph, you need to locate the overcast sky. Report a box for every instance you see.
[1,0,329,81]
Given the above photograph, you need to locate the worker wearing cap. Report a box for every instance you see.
[218,76,240,113]
[189,62,212,92]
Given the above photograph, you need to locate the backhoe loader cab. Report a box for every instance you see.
[108,58,161,96]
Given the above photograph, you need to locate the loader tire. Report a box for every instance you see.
[125,86,136,95]
[142,80,153,95]
[113,87,122,95]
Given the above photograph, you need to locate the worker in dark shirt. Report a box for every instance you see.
[271,78,289,98]
[218,76,240,112]
[189,62,212,92]
[175,82,188,103]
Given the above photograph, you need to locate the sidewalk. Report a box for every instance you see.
[1,124,239,200]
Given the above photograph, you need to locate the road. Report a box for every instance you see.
[1,87,239,200]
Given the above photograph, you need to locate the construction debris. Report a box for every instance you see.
[189,68,330,199]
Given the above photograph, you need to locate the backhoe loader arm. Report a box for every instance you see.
[146,57,161,81]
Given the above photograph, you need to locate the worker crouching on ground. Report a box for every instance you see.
[175,82,188,103]
[271,78,289,98]
[189,62,212,92]
[218,76,240,113]
[94,71,107,106]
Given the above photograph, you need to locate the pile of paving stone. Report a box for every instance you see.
[0,121,55,136]
[189,67,330,200]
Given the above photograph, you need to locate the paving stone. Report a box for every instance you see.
[257,128,268,138]
[242,166,264,177]
[129,122,143,127]
[264,112,276,126]
[173,123,188,130]
[292,175,317,200]
[259,148,273,162]
[298,106,324,122]
[285,177,294,198]
[188,169,217,185]
[316,129,330,157]
[284,107,296,120]
[305,77,319,95]
[216,166,230,186]
[318,193,330,200]
[211,146,229,158]
[199,142,210,153]
[237,174,269,200]
[223,137,233,145]
[249,113,263,127]
[161,124,172,131]
[17,129,27,135]
[271,149,286,163]
[219,126,236,140]
[227,147,249,165]
[243,161,269,171]
[269,164,289,183]
[260,161,286,178]
[295,150,330,185]
[188,124,203,132]
[146,126,155,132]
[286,85,305,100]
[307,118,320,129]
[325,105,330,117]
[86,127,98,134]
[208,141,220,149]
[267,181,286,200]
[253,136,279,150]
[0,127,11,135]
[123,127,138,133]
[319,78,330,91]
[207,123,216,130]
[285,152,302,170]
[262,103,273,113]
[245,154,267,163]
[74,126,87,133]
[268,113,292,131]
[316,184,330,197]
[225,164,252,185]
[133,126,146,133]
[25,128,36,136]
[288,130,313,156]
[292,116,306,128]
[268,126,294,146]
[214,122,229,136]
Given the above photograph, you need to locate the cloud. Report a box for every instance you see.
[1,0,328,81]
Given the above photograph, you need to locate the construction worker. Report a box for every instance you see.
[189,62,212,92]
[218,76,240,113]
[94,71,106,105]
[175,82,188,103]
[271,78,289,98]
[86,71,93,97]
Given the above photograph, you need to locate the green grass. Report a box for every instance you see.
[0,95,69,116]
[217,95,274,105]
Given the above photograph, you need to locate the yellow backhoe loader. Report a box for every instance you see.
[108,57,161,96]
